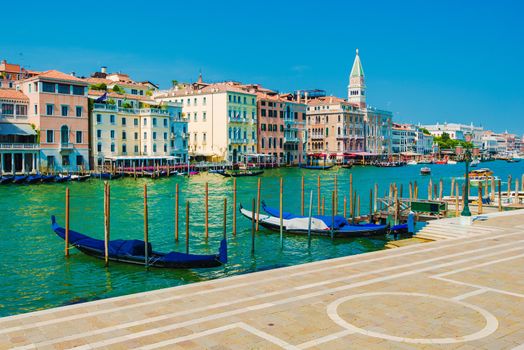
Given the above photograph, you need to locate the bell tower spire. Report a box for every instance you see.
[348,48,366,108]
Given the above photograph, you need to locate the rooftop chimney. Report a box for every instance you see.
[70,72,76,77]
[296,90,301,103]
[101,66,107,74]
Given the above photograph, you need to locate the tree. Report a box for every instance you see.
[112,85,124,94]
[419,127,431,135]
[122,102,133,109]
[90,83,107,91]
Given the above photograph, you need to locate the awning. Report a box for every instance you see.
[0,123,36,136]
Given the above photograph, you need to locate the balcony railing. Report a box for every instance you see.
[0,143,40,150]
[284,137,300,143]
[139,108,169,116]
[60,142,74,151]
[93,103,117,111]
[228,116,248,123]
[311,134,324,140]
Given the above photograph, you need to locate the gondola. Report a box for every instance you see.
[340,163,353,169]
[71,174,91,182]
[0,175,14,184]
[55,174,71,183]
[239,202,388,237]
[50,216,227,268]
[91,173,123,180]
[219,170,264,177]
[26,174,43,184]
[41,174,56,183]
[12,175,28,184]
[298,164,334,170]
[420,167,431,175]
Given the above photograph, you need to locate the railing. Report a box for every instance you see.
[139,108,169,116]
[0,143,39,150]
[311,134,324,140]
[284,137,300,143]
[93,103,117,111]
[60,142,74,150]
[228,116,248,123]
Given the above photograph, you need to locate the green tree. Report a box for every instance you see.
[90,83,107,91]
[112,85,124,94]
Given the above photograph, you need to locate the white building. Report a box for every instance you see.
[422,122,483,148]
[392,123,433,155]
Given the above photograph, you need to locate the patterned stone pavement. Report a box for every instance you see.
[1,210,524,349]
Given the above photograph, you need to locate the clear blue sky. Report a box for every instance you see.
[3,0,523,134]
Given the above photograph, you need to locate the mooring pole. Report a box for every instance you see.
[233,178,237,236]
[478,182,483,214]
[175,183,179,242]
[280,177,284,248]
[317,175,321,215]
[205,182,209,240]
[498,179,502,211]
[223,198,227,239]
[301,175,305,216]
[331,191,335,240]
[334,175,338,216]
[65,187,70,257]
[143,184,148,268]
[256,178,261,231]
[307,190,313,249]
[185,201,189,254]
[251,198,255,255]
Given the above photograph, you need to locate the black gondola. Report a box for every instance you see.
[219,170,264,177]
[51,216,227,268]
[0,175,14,184]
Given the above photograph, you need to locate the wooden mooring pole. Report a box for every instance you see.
[205,182,209,240]
[369,188,373,221]
[343,195,347,219]
[143,184,148,268]
[301,175,305,216]
[65,187,70,257]
[175,183,179,242]
[185,201,189,254]
[317,175,321,215]
[256,178,261,231]
[104,182,110,266]
[223,198,227,239]
[374,183,378,212]
[349,174,353,218]
[455,183,459,217]
[251,198,255,255]
[478,183,483,215]
[439,179,443,201]
[280,177,284,248]
[233,178,237,236]
[330,191,335,240]
[498,179,502,211]
[307,190,313,249]
[334,175,338,216]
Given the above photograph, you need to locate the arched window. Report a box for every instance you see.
[60,125,69,144]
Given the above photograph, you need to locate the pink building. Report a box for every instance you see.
[19,70,90,171]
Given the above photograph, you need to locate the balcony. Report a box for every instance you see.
[93,103,117,111]
[228,116,248,123]
[60,142,74,152]
[336,134,349,140]
[284,137,300,143]
[139,108,169,116]
[311,134,324,140]
[0,143,39,150]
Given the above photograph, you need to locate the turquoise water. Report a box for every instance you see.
[0,161,522,317]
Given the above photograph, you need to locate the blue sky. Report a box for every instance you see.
[3,0,523,134]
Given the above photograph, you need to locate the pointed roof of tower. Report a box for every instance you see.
[350,48,364,78]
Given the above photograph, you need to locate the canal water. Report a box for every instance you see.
[0,160,522,317]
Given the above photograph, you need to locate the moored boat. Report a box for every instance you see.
[0,175,14,184]
[55,174,71,183]
[41,174,56,183]
[71,174,91,182]
[26,174,43,184]
[420,167,431,175]
[219,169,264,177]
[468,168,498,187]
[12,175,28,184]
[299,164,334,170]
[91,173,123,180]
[50,216,227,268]
[239,202,388,237]
[447,160,457,165]
[407,160,418,165]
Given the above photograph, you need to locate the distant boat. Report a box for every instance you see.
[50,215,227,269]
[433,160,447,165]
[55,174,71,183]
[340,163,353,169]
[12,175,28,184]
[220,169,264,177]
[26,174,43,184]
[470,158,480,167]
[407,160,418,165]
[420,167,431,175]
[71,174,91,182]
[0,175,14,184]
[447,160,457,165]
[91,173,123,180]
[299,164,334,170]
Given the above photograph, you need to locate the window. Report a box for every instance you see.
[122,144,127,153]
[76,155,83,166]
[279,138,283,148]
[228,95,232,102]
[15,104,27,117]
[75,106,82,117]
[153,144,157,152]
[261,109,266,117]
[153,118,157,126]
[134,118,138,126]
[203,112,207,121]
[1,103,13,116]
[134,132,138,140]
[122,117,126,125]
[194,98,197,105]
[61,105,68,116]
[131,89,138,95]
[62,155,70,166]
[42,82,55,93]
[111,143,115,152]
[76,131,82,144]
[134,145,139,153]
[164,144,167,152]
[163,118,167,127]
[72,85,84,95]
[261,124,266,131]
[57,84,70,94]
[153,132,157,140]
[34,104,38,115]
[203,133,207,142]
[261,138,265,148]
[144,145,147,153]
[96,114,102,124]
[110,115,115,124]
[46,104,54,116]
[143,118,147,126]
[280,125,284,132]
[143,132,147,139]
[122,131,127,140]
[47,155,55,167]
[60,125,69,144]
[193,112,197,122]
[203,97,206,105]
[97,129,102,139]
[110,130,115,139]
[97,143,102,152]
[163,132,167,140]
[46,130,54,143]
[268,137,272,149]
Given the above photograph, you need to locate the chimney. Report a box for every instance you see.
[296,90,301,103]
[304,91,308,104]
[101,66,107,74]
[70,72,76,77]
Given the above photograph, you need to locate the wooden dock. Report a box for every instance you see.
[2,209,524,349]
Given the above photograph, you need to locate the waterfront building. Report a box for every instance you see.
[256,92,306,164]
[422,122,484,148]
[155,80,257,163]
[0,89,39,174]
[306,96,365,159]
[17,70,90,171]
[0,60,38,89]
[391,123,433,155]
[87,69,187,168]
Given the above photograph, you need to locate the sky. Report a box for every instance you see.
[3,0,523,134]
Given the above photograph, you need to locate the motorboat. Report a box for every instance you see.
[420,167,431,175]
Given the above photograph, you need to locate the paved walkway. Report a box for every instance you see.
[2,210,524,349]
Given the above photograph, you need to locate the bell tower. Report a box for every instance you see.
[348,48,366,108]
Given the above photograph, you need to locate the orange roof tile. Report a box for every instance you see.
[0,88,29,101]
[88,89,153,102]
[32,70,87,84]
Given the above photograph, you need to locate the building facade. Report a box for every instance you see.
[391,123,434,155]
[423,122,484,148]
[256,93,306,164]
[364,107,392,154]
[306,96,365,157]
[156,81,257,163]
[18,70,90,171]
[0,89,39,173]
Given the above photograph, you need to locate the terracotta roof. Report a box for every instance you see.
[0,88,29,101]
[86,77,113,85]
[32,70,87,84]
[306,96,347,106]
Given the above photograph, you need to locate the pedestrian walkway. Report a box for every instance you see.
[1,210,524,349]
